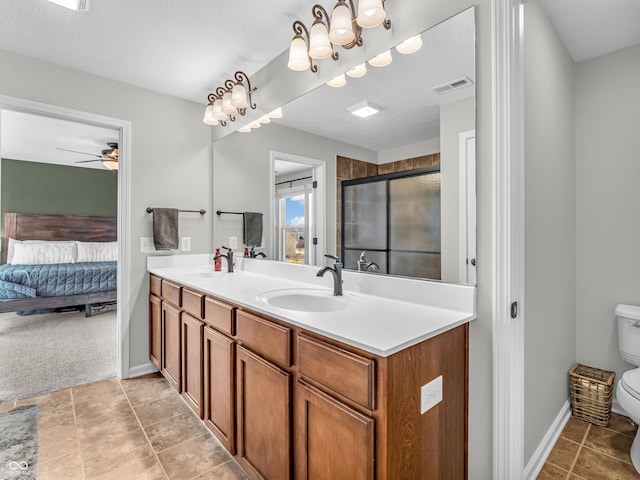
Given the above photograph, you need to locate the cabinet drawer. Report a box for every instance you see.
[298,334,375,410]
[236,310,291,367]
[162,280,182,307]
[204,297,235,336]
[183,288,204,319]
[150,274,162,297]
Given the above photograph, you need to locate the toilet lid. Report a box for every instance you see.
[621,369,640,401]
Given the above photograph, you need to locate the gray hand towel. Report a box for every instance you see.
[243,212,263,248]
[152,208,179,250]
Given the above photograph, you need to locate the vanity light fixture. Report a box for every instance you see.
[288,0,390,73]
[47,0,89,11]
[202,71,257,127]
[268,107,283,119]
[347,100,381,118]
[396,34,423,54]
[258,115,271,124]
[237,107,285,134]
[326,73,347,88]
[368,49,393,67]
[346,63,367,78]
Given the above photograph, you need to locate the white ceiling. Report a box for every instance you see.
[0,0,638,167]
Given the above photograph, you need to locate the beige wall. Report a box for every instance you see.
[523,0,577,462]
[0,48,213,369]
[575,43,640,384]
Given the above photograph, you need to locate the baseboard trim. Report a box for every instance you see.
[128,362,159,379]
[524,400,571,480]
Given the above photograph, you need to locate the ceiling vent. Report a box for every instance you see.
[431,77,473,95]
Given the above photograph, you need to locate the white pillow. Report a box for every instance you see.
[11,242,77,265]
[76,241,117,263]
[7,238,77,264]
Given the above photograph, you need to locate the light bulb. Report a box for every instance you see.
[346,63,367,78]
[368,50,392,67]
[329,1,355,45]
[309,20,333,59]
[288,35,311,71]
[356,0,386,28]
[396,35,423,54]
[326,74,347,88]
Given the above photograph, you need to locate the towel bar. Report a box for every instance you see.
[216,210,243,216]
[146,208,206,215]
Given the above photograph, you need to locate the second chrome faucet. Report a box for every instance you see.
[317,254,343,296]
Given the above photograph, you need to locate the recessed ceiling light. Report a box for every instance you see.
[47,0,90,11]
[347,100,381,118]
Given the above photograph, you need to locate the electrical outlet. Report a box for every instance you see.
[420,375,443,414]
[181,237,191,252]
[229,236,238,249]
[140,237,156,253]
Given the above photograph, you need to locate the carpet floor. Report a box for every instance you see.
[0,309,116,402]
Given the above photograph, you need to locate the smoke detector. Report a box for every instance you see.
[47,0,90,11]
[431,77,473,95]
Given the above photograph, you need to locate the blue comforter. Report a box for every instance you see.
[0,262,117,301]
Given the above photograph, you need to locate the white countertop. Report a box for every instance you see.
[147,254,476,357]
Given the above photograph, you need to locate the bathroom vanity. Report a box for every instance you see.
[148,255,475,479]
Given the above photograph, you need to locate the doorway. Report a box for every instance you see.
[0,95,131,385]
[269,152,326,266]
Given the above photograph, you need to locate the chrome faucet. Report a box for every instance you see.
[249,246,267,259]
[357,251,379,272]
[214,246,234,273]
[317,254,343,296]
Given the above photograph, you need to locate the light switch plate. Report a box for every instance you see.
[181,237,191,252]
[140,237,156,253]
[420,375,443,414]
[229,236,238,249]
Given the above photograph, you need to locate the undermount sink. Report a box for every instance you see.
[256,288,348,313]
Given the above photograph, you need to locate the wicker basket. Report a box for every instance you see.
[569,363,615,426]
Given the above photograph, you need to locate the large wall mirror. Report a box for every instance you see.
[212,6,475,285]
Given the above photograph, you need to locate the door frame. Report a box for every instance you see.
[492,0,526,478]
[0,95,132,380]
[459,129,476,284]
[269,151,326,266]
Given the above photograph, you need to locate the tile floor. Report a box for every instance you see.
[538,412,640,479]
[0,373,248,480]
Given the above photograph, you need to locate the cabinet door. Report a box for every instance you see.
[149,294,162,370]
[237,345,291,480]
[203,327,235,453]
[295,380,374,480]
[161,302,181,392]
[181,313,204,417]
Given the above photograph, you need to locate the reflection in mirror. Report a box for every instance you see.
[212,7,475,284]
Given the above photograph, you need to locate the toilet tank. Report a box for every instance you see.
[617,304,640,366]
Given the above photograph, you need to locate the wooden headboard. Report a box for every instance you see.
[3,213,117,263]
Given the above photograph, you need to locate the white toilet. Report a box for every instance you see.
[616,303,640,471]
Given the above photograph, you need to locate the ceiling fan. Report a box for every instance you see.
[56,142,119,171]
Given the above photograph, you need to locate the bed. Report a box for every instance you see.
[0,213,117,316]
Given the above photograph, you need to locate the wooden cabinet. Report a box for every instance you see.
[204,326,236,453]
[181,312,204,417]
[161,301,181,392]
[149,274,469,480]
[149,293,162,370]
[295,380,374,480]
[237,345,292,480]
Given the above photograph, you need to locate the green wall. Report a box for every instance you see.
[1,159,117,256]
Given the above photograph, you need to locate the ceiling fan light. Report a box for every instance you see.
[202,104,220,125]
[329,2,355,46]
[326,74,347,88]
[258,115,271,124]
[309,20,333,60]
[268,107,283,118]
[221,91,237,114]
[396,34,423,54]
[346,63,367,78]
[288,35,311,71]
[102,160,118,171]
[356,0,386,28]
[368,49,392,67]
[212,99,227,121]
[231,82,248,108]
